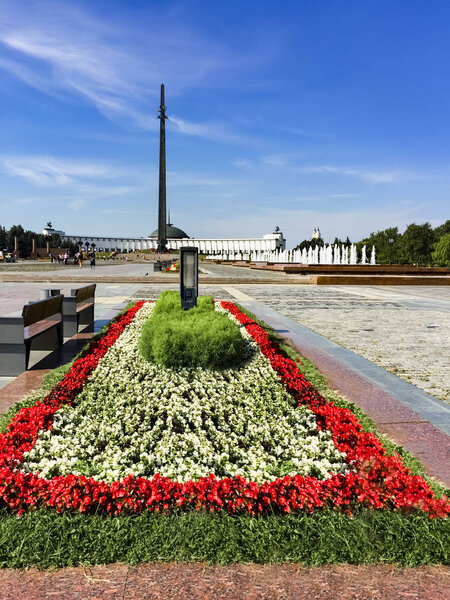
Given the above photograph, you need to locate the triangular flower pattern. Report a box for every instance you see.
[0,301,448,518]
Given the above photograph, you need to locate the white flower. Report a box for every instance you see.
[23,301,348,483]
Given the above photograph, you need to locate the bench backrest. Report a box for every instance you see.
[22,295,64,326]
[73,284,96,304]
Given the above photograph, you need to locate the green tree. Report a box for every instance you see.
[67,241,79,256]
[293,237,324,251]
[0,225,7,250]
[400,222,434,266]
[20,230,35,257]
[433,219,450,242]
[7,225,25,254]
[432,233,450,267]
[49,233,62,249]
[360,227,401,264]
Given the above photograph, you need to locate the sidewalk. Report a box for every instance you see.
[1,564,449,600]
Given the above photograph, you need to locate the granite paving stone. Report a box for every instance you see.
[0,564,449,599]
[235,284,450,404]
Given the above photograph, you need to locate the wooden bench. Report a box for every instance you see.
[63,284,96,338]
[0,295,64,376]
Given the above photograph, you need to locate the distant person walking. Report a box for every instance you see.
[75,251,82,268]
[64,252,68,265]
[90,251,96,269]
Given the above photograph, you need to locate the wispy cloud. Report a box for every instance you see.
[260,152,307,167]
[168,171,239,187]
[101,209,155,215]
[1,155,117,186]
[252,154,420,183]
[67,198,85,211]
[233,159,252,168]
[259,192,357,205]
[277,127,333,141]
[298,165,418,183]
[169,116,248,143]
[0,1,254,140]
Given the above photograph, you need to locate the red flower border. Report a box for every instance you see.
[0,300,448,518]
[165,260,180,272]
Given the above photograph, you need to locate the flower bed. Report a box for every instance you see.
[0,300,448,519]
[165,261,179,271]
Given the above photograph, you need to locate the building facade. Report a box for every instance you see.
[60,231,285,254]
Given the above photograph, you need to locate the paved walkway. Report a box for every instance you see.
[1,564,449,600]
[234,284,450,404]
[0,269,449,597]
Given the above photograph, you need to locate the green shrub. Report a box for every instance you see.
[152,289,182,316]
[196,294,214,311]
[139,292,243,369]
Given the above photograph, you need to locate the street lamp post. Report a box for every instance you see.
[180,247,198,310]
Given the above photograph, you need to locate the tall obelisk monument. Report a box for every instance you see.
[157,83,168,253]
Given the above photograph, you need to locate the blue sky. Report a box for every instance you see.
[0,0,449,247]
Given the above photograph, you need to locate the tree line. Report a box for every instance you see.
[294,220,450,266]
[0,224,81,257]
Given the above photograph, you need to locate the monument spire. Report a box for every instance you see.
[157,83,168,253]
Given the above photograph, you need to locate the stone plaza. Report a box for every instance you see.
[1,260,449,406]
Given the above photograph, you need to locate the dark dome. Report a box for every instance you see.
[149,224,188,239]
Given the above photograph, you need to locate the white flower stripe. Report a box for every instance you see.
[22,301,348,484]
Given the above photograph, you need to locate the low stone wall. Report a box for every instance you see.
[313,275,450,285]
[241,262,450,276]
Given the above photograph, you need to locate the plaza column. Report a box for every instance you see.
[157,84,168,253]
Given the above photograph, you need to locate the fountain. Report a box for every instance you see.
[207,239,377,266]
[334,244,340,264]
[361,245,367,265]
[300,248,307,263]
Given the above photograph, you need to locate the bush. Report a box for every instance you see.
[139,292,243,369]
[152,289,183,316]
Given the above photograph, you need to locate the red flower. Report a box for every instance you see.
[0,300,447,519]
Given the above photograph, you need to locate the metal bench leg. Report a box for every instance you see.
[25,340,31,371]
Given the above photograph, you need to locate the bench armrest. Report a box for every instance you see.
[0,316,25,343]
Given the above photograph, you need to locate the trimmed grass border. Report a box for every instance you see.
[0,509,448,569]
[0,299,448,568]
